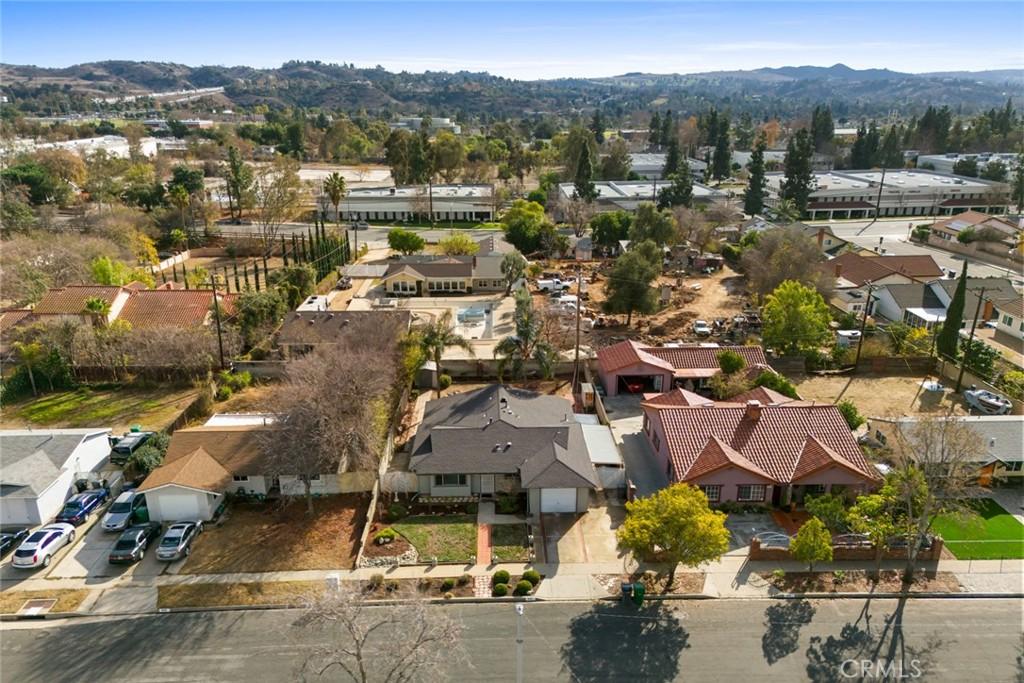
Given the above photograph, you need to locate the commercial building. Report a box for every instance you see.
[627,153,707,180]
[388,116,461,136]
[554,180,728,219]
[4,135,185,160]
[917,152,1019,175]
[330,185,495,223]
[765,169,1011,219]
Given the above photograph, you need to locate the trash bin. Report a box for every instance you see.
[620,582,634,599]
[631,582,645,606]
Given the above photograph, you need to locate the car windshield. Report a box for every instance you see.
[114,539,137,550]
[62,502,83,511]
[109,502,131,513]
[160,534,182,546]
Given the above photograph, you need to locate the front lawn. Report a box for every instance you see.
[180,495,369,573]
[932,498,1024,560]
[490,524,531,562]
[0,383,199,433]
[0,589,90,614]
[392,515,477,563]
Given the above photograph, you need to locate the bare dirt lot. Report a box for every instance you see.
[792,374,970,418]
[160,255,287,292]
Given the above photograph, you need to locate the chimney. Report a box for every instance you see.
[834,262,842,278]
[983,300,994,320]
[745,400,762,421]
[817,228,825,247]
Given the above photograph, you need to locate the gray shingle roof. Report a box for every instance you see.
[0,429,110,498]
[410,386,598,488]
[881,283,946,311]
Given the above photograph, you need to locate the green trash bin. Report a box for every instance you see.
[631,582,645,606]
[133,506,150,524]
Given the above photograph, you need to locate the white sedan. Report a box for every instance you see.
[692,320,712,336]
[11,523,76,569]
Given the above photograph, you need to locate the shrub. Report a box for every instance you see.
[418,577,432,590]
[717,350,747,375]
[217,369,252,392]
[493,569,511,586]
[496,494,519,515]
[771,569,786,582]
[374,527,397,544]
[492,583,509,597]
[527,189,547,206]
[385,580,400,592]
[458,573,472,586]
[369,573,384,588]
[753,371,799,399]
[438,374,453,390]
[837,399,865,430]
[522,569,542,586]
[513,580,534,596]
[385,503,407,522]
[805,493,850,533]
[214,385,233,402]
[466,502,478,514]
[444,591,454,600]
[833,569,847,585]
[127,444,164,476]
[441,577,456,591]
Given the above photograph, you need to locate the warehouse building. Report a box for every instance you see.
[329,184,495,222]
[555,180,728,219]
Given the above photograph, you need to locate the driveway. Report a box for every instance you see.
[609,413,668,498]
[537,504,625,565]
[987,487,1024,525]
[46,519,177,580]
[724,512,787,553]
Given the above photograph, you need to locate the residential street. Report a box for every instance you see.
[2,598,1019,682]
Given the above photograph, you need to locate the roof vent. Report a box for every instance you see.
[745,400,763,421]
[505,441,512,451]
[493,443,502,452]
[989,437,997,448]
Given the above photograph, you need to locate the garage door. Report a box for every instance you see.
[156,492,201,521]
[541,488,577,513]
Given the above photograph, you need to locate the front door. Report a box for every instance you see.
[480,475,495,496]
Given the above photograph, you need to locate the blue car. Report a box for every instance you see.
[54,489,109,526]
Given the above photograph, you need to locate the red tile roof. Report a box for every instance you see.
[596,340,674,373]
[0,309,33,333]
[644,346,768,378]
[117,290,221,329]
[729,386,802,405]
[641,388,713,408]
[791,435,869,482]
[826,252,943,286]
[651,403,877,484]
[32,286,124,315]
[685,436,775,482]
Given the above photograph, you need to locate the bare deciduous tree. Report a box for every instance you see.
[739,225,832,298]
[253,157,304,253]
[294,589,466,683]
[560,195,595,238]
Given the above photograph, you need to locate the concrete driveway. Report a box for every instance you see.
[609,414,668,498]
[724,512,787,553]
[47,519,176,580]
[537,504,625,565]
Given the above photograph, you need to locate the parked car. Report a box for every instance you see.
[0,527,31,558]
[108,523,162,564]
[109,431,155,466]
[155,522,203,562]
[102,491,148,532]
[54,489,109,526]
[692,320,712,337]
[353,220,369,230]
[537,278,573,292]
[11,524,76,569]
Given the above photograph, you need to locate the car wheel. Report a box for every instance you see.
[42,555,51,568]
[68,530,76,543]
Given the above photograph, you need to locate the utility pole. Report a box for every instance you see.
[852,282,875,370]
[955,286,987,393]
[858,167,886,235]
[571,264,582,392]
[209,273,226,370]
[514,604,524,683]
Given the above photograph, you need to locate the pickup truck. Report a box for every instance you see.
[537,278,573,292]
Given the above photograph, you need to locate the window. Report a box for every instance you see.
[1003,314,1013,326]
[232,475,249,482]
[737,484,766,502]
[1003,461,1023,472]
[433,474,467,487]
[309,474,321,481]
[804,484,826,497]
[699,485,721,503]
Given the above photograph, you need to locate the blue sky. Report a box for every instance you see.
[3,1,1023,79]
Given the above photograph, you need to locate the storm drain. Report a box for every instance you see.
[18,599,57,616]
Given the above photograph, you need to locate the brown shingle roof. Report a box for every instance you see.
[137,447,231,493]
[162,425,275,476]
[650,403,876,484]
[32,286,124,315]
[827,252,943,286]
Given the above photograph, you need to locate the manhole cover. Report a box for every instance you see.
[18,599,57,616]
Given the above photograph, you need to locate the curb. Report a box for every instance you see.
[769,591,1024,600]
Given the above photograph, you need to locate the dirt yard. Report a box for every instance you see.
[160,255,287,292]
[765,570,961,594]
[792,374,970,418]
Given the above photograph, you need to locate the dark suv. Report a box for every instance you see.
[109,431,154,466]
[54,489,109,526]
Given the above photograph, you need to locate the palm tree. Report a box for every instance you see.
[494,289,556,381]
[323,172,354,257]
[773,198,800,224]
[168,184,191,232]
[419,311,473,397]
[12,341,44,396]
[82,296,111,327]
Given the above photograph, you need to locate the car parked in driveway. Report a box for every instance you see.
[109,430,154,466]
[0,527,31,558]
[11,524,77,569]
[102,491,147,532]
[54,489,109,526]
[108,523,162,564]
[155,522,203,562]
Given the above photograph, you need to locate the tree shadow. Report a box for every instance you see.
[559,601,690,683]
[805,595,946,683]
[762,599,817,665]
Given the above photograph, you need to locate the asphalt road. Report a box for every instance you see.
[2,598,1019,682]
[215,221,504,247]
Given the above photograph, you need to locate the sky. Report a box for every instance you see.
[3,1,1023,80]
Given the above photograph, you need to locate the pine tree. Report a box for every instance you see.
[657,165,693,210]
[573,142,597,202]
[589,110,606,145]
[1013,152,1024,210]
[880,127,903,168]
[810,105,834,152]
[663,137,682,177]
[712,117,731,180]
[780,129,814,217]
[936,262,968,361]
[660,110,674,150]
[743,136,767,215]
[648,112,662,148]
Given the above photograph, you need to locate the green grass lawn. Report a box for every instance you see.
[1,384,199,433]
[490,524,531,562]
[932,498,1024,560]
[392,515,478,563]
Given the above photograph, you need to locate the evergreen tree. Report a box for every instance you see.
[712,117,731,180]
[660,110,674,150]
[780,129,814,217]
[810,105,834,152]
[850,124,881,168]
[657,167,693,210]
[573,142,598,202]
[936,262,968,361]
[648,112,662,148]
[1013,152,1024,210]
[663,137,682,177]
[880,127,903,168]
[589,110,606,145]
[743,136,767,215]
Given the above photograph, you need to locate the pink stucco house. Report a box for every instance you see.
[640,389,879,506]
[596,341,769,396]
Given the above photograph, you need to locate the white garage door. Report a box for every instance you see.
[541,488,577,513]
[156,492,202,521]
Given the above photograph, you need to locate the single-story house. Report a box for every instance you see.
[928,211,1020,256]
[137,421,367,522]
[596,341,769,395]
[382,240,511,297]
[826,252,945,290]
[275,310,411,359]
[0,428,112,525]
[640,396,878,505]
[871,277,1017,329]
[408,385,600,514]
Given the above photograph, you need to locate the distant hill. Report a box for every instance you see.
[0,60,1017,119]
